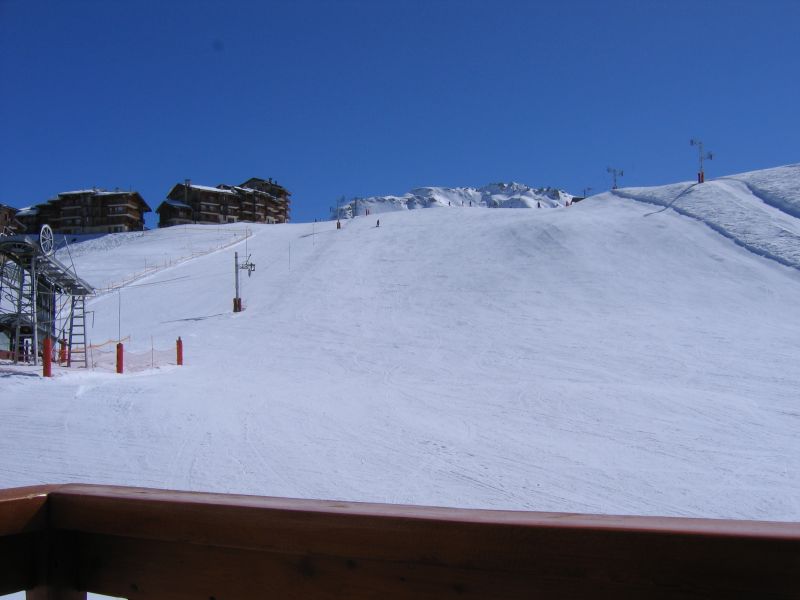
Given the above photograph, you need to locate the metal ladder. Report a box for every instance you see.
[67,295,88,368]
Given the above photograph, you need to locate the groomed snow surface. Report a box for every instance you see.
[2,165,799,523]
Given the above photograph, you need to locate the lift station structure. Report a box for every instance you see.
[0,225,93,367]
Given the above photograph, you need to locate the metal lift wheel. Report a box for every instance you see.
[39,224,54,255]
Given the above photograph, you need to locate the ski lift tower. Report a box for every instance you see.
[690,139,713,183]
[0,225,94,366]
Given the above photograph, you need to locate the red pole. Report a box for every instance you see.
[177,337,183,366]
[116,342,124,374]
[43,337,52,378]
[698,171,704,183]
[58,339,67,364]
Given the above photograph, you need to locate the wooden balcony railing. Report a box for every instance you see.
[1,484,799,599]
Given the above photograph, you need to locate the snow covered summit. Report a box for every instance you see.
[333,183,575,218]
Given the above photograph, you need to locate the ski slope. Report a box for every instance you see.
[609,163,800,269]
[1,166,799,523]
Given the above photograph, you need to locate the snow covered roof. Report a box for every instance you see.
[15,206,38,216]
[58,189,97,196]
[234,186,276,198]
[166,183,234,201]
[58,189,140,197]
[190,184,236,195]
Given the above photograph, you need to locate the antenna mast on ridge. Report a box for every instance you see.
[690,139,713,183]
[607,167,624,190]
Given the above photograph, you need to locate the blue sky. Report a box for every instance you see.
[1,0,798,226]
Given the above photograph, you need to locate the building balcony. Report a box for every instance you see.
[106,201,141,210]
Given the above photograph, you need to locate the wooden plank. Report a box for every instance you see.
[72,532,638,600]
[73,530,800,600]
[47,485,800,598]
[2,484,798,597]
[49,484,800,546]
[0,485,54,536]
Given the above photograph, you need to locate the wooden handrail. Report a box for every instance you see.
[0,485,55,536]
[0,486,57,597]
[0,484,799,598]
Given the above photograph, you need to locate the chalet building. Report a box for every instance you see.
[239,177,291,223]
[0,204,23,235]
[156,178,290,228]
[17,189,151,234]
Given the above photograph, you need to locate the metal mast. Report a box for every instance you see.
[690,139,713,183]
[607,167,624,190]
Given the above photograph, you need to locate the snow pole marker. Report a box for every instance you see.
[116,342,124,374]
[42,337,52,378]
[177,337,183,366]
[234,251,241,312]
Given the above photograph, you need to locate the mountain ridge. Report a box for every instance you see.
[333,182,575,218]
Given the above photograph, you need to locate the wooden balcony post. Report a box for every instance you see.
[26,531,86,600]
[0,486,84,600]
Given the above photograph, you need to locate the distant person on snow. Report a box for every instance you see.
[376,219,380,228]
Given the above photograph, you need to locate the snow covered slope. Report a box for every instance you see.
[1,166,799,523]
[52,226,252,292]
[334,183,574,218]
[606,163,800,269]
